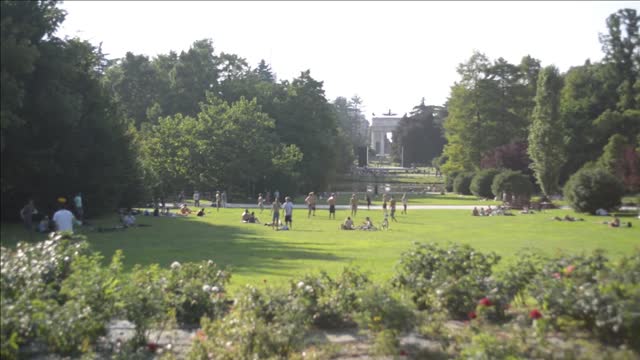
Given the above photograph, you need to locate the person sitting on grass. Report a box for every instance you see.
[180,204,193,215]
[241,209,251,222]
[381,214,389,230]
[341,217,355,230]
[248,212,260,224]
[479,207,486,216]
[38,216,51,233]
[197,208,205,217]
[122,212,136,227]
[472,207,479,216]
[359,217,376,230]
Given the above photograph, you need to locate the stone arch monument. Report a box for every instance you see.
[369,112,402,156]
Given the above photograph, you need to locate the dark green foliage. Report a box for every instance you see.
[391,98,447,166]
[470,169,501,199]
[491,170,534,200]
[563,167,624,214]
[444,171,460,192]
[1,1,142,219]
[529,250,640,351]
[528,65,565,196]
[392,242,501,319]
[453,172,475,195]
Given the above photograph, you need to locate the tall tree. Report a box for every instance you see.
[442,52,539,173]
[391,98,446,166]
[599,8,639,110]
[528,65,565,196]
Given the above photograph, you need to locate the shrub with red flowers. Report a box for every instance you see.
[392,242,500,319]
[529,309,543,320]
[529,249,640,351]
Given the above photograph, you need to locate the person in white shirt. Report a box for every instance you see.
[193,190,200,207]
[53,204,77,233]
[283,196,294,229]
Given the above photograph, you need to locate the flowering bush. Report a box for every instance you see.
[188,285,310,360]
[164,260,230,325]
[289,267,371,329]
[529,250,640,351]
[392,242,500,319]
[0,234,102,358]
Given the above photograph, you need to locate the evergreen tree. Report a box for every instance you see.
[528,66,565,196]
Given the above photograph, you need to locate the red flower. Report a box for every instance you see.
[147,342,159,352]
[552,272,561,279]
[479,297,492,306]
[564,265,575,275]
[400,349,408,356]
[529,309,543,320]
[468,311,477,319]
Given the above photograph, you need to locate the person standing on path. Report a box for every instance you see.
[382,193,388,216]
[215,191,222,211]
[366,194,371,210]
[389,196,398,222]
[350,193,358,217]
[401,193,408,214]
[271,198,281,230]
[73,193,84,221]
[327,193,337,219]
[222,191,227,208]
[258,193,264,213]
[305,192,317,218]
[283,196,294,229]
[274,189,280,203]
[193,190,201,207]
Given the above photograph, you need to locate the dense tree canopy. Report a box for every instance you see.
[2,2,638,220]
[442,8,639,200]
[1,0,141,218]
[390,98,447,166]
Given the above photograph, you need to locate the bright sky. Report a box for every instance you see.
[56,1,637,119]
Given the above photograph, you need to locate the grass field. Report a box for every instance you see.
[2,207,637,294]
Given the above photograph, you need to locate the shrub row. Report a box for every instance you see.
[2,236,638,358]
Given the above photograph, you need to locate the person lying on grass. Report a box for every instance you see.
[601,216,631,228]
[197,208,205,217]
[552,215,584,222]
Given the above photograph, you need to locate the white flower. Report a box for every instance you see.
[202,284,211,293]
[297,281,305,289]
[211,286,220,293]
[207,260,214,266]
[170,261,181,270]
[305,285,314,293]
[166,343,173,351]
[436,289,443,296]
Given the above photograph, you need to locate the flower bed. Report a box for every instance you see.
[1,234,638,359]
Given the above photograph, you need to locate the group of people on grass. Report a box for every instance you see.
[20,194,84,235]
[251,191,407,232]
[471,205,512,217]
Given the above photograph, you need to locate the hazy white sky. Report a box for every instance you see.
[56,1,637,118]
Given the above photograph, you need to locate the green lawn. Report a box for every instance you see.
[2,208,637,293]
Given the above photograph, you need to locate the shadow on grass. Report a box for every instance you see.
[1,216,345,279]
